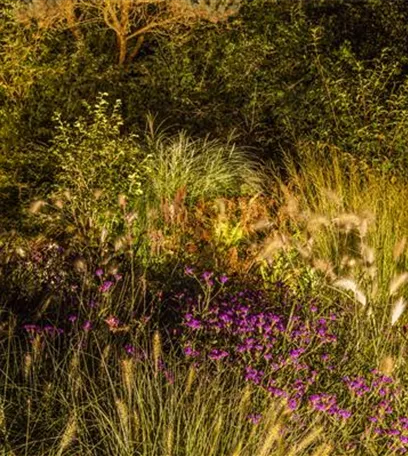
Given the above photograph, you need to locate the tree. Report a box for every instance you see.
[14,0,241,65]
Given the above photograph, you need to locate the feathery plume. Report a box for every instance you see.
[58,413,77,454]
[391,297,406,326]
[379,356,394,376]
[287,427,322,456]
[333,278,367,307]
[29,200,46,214]
[121,358,134,399]
[393,237,407,261]
[389,272,408,296]
[185,365,196,395]
[153,331,162,376]
[24,354,32,381]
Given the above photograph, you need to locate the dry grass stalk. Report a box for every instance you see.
[230,439,243,456]
[185,365,195,395]
[238,385,251,418]
[287,427,322,456]
[121,358,134,398]
[379,355,395,376]
[24,354,32,381]
[99,344,111,375]
[393,237,407,261]
[115,399,130,435]
[0,399,6,436]
[32,334,42,362]
[153,330,162,376]
[164,425,174,456]
[311,443,333,456]
[58,413,77,454]
[258,422,281,456]
[212,414,223,444]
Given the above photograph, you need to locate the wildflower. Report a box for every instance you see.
[105,315,120,330]
[288,398,299,410]
[89,299,98,308]
[99,280,114,293]
[248,413,262,425]
[114,273,123,281]
[124,344,136,356]
[208,349,229,360]
[184,313,202,330]
[68,315,78,323]
[82,320,92,331]
[337,409,352,420]
[219,274,229,284]
[95,268,104,277]
[184,346,200,357]
[23,324,38,333]
[201,271,213,281]
[184,266,194,276]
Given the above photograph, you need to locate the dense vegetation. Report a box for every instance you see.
[2,1,408,454]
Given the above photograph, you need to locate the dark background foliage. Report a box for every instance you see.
[2,0,408,231]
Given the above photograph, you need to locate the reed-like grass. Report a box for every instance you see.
[0,324,329,456]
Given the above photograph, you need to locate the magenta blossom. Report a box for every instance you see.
[99,280,114,293]
[82,320,92,331]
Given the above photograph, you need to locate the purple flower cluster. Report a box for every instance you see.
[23,324,64,337]
[172,268,408,452]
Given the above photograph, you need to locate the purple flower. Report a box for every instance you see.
[248,413,262,425]
[185,313,202,330]
[95,268,104,277]
[23,324,38,333]
[184,266,194,276]
[288,398,299,410]
[89,299,98,308]
[184,346,200,357]
[337,409,352,420]
[124,344,136,355]
[68,315,78,323]
[208,349,229,360]
[289,348,305,359]
[82,320,92,331]
[114,273,123,281]
[99,280,114,293]
[219,275,229,284]
[201,271,213,281]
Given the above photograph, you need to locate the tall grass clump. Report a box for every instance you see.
[255,144,408,374]
[142,114,264,205]
[0,320,329,456]
[262,142,408,296]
